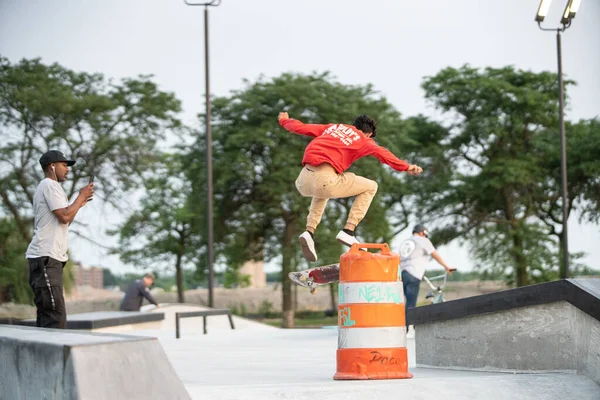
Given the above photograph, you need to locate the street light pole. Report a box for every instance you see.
[535,0,581,279]
[555,29,569,279]
[184,0,222,307]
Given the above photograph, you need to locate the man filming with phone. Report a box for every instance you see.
[26,150,94,329]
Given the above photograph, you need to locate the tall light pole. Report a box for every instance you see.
[184,0,222,307]
[535,0,581,279]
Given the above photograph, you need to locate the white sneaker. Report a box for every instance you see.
[406,325,415,339]
[336,231,368,251]
[299,231,317,262]
[336,230,359,247]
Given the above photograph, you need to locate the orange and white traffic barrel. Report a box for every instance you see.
[334,243,412,380]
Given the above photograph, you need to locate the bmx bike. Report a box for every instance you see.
[422,269,456,304]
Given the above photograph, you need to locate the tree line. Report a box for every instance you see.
[1,57,598,327]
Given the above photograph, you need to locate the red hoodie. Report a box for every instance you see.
[279,118,410,174]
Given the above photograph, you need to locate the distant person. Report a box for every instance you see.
[26,150,94,329]
[400,224,454,337]
[120,273,159,311]
[278,112,423,262]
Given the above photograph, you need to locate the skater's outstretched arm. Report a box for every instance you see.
[278,112,329,137]
[365,142,423,175]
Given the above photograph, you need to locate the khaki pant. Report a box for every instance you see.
[295,163,378,230]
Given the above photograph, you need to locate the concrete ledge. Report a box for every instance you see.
[411,279,600,386]
[15,311,164,330]
[409,278,600,326]
[0,325,191,400]
[416,301,600,386]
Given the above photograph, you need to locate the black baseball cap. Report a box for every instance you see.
[412,224,429,237]
[39,150,76,168]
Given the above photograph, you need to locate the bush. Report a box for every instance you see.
[258,300,276,318]
[229,303,248,317]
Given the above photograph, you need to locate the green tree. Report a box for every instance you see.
[62,259,75,296]
[183,268,205,290]
[0,57,181,301]
[0,56,181,240]
[0,217,31,303]
[110,154,199,303]
[102,268,118,287]
[188,72,416,327]
[571,119,600,222]
[0,215,76,303]
[223,269,251,289]
[534,118,600,277]
[419,65,596,286]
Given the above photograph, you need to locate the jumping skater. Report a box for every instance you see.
[278,112,423,262]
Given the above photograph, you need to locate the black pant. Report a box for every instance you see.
[28,257,67,329]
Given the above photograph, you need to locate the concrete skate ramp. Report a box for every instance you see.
[411,278,600,385]
[0,325,191,400]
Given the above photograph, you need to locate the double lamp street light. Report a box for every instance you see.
[535,0,581,279]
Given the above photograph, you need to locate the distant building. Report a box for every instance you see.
[73,262,104,289]
[240,260,266,288]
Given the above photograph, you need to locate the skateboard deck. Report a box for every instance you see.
[288,263,340,294]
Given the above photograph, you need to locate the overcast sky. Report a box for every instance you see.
[1,0,599,275]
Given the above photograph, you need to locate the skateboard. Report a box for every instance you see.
[288,263,340,294]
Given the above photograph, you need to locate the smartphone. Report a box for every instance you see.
[87,174,95,202]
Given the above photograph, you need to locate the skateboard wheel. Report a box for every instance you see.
[310,288,317,294]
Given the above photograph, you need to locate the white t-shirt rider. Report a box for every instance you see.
[399,235,436,280]
[25,178,70,262]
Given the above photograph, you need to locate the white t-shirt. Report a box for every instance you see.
[399,235,436,280]
[26,178,70,262]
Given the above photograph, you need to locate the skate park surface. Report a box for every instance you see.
[2,291,600,400]
[132,319,600,400]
